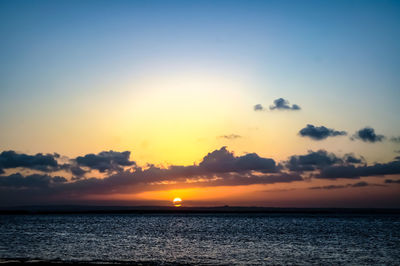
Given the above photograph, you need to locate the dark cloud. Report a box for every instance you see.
[218,134,242,140]
[344,154,365,164]
[299,124,347,140]
[391,137,400,143]
[317,160,400,179]
[75,151,135,173]
[286,150,343,172]
[352,127,385,143]
[0,150,90,179]
[1,147,398,205]
[199,147,277,173]
[385,179,400,184]
[269,98,301,111]
[309,181,383,190]
[0,151,60,173]
[0,147,299,205]
[121,147,279,186]
[253,104,264,111]
[286,150,365,175]
[0,173,67,188]
[309,184,346,190]
[69,166,87,178]
[208,172,302,186]
[286,150,398,180]
[351,181,370,187]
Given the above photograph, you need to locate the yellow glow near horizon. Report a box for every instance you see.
[114,70,252,166]
[137,186,260,203]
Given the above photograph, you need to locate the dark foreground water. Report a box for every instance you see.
[0,214,399,265]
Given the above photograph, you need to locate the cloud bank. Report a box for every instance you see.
[0,147,399,205]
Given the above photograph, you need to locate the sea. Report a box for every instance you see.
[0,213,399,265]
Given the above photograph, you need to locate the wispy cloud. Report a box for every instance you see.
[385,179,400,184]
[217,134,242,140]
[391,137,400,143]
[253,104,264,111]
[309,181,385,190]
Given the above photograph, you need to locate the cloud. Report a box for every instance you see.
[198,147,277,173]
[285,150,366,176]
[1,147,398,205]
[384,179,400,184]
[351,181,371,187]
[69,166,87,179]
[181,172,302,187]
[0,150,92,178]
[344,154,365,164]
[317,160,400,179]
[309,181,384,190]
[351,127,385,143]
[286,150,344,172]
[391,137,400,143]
[253,104,264,111]
[285,150,398,180]
[269,98,301,111]
[0,147,303,205]
[217,134,242,140]
[0,150,60,173]
[0,173,67,188]
[74,151,135,173]
[309,184,346,190]
[299,124,347,140]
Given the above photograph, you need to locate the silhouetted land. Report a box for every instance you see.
[0,205,399,215]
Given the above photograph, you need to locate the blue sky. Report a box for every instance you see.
[1,0,400,156]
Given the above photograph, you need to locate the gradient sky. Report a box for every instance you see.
[0,0,399,207]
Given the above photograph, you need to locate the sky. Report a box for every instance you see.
[0,0,399,208]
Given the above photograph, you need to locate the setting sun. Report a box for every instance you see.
[173,197,182,207]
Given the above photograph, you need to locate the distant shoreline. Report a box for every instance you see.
[0,206,399,215]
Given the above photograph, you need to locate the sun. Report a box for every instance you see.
[173,197,182,207]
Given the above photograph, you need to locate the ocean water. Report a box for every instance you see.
[0,214,399,265]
